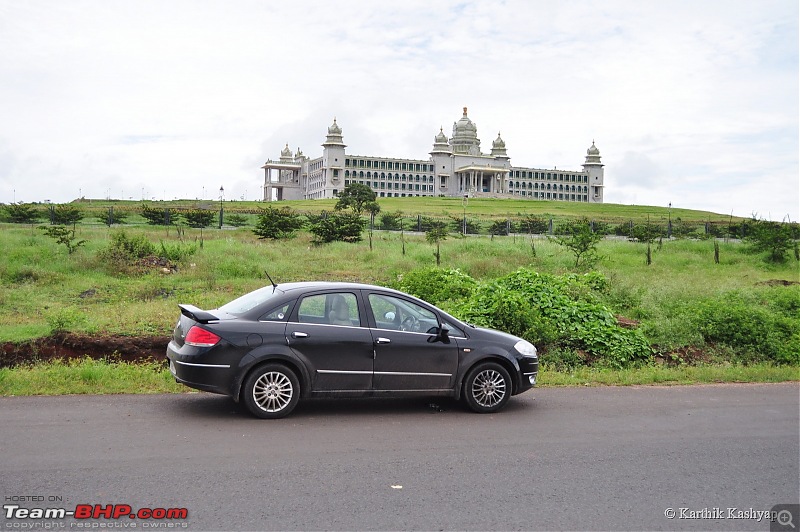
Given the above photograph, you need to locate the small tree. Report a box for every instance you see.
[140,203,171,225]
[252,206,305,240]
[744,218,796,263]
[365,201,381,251]
[335,183,378,215]
[379,211,402,230]
[226,213,248,227]
[426,221,449,266]
[97,208,127,226]
[39,225,87,254]
[551,218,602,268]
[184,210,216,229]
[519,215,548,235]
[307,211,365,244]
[51,204,84,226]
[489,219,509,238]
[3,203,40,224]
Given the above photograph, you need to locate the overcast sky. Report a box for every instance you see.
[1,0,797,220]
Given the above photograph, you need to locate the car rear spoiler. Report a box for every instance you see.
[178,304,220,324]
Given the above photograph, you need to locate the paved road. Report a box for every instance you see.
[1,383,798,531]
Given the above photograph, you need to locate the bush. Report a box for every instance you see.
[696,296,800,365]
[3,203,41,224]
[392,268,477,305]
[253,206,304,239]
[307,212,365,244]
[440,267,652,368]
[379,211,402,231]
[184,210,216,229]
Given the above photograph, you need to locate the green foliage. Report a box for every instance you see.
[379,211,402,230]
[744,218,797,263]
[489,219,509,236]
[334,183,378,215]
[3,203,41,224]
[695,293,800,364]
[184,209,216,228]
[425,221,449,265]
[447,268,652,368]
[307,211,365,244]
[392,267,477,305]
[105,230,156,260]
[97,208,128,226]
[448,215,481,234]
[158,241,197,262]
[252,206,305,240]
[140,203,173,225]
[51,204,84,225]
[518,214,549,234]
[551,218,603,268]
[226,213,248,227]
[629,221,664,243]
[38,225,87,254]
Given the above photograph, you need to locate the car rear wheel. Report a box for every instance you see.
[243,364,300,419]
[463,362,511,413]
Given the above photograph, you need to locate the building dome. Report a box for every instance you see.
[490,132,508,158]
[323,117,346,148]
[434,127,448,144]
[451,107,481,155]
[280,143,292,158]
[492,132,505,149]
[584,140,602,166]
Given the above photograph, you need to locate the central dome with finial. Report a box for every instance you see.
[450,107,481,155]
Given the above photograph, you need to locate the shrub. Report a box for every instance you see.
[379,211,402,231]
[226,213,248,227]
[184,210,216,229]
[307,211,365,244]
[3,203,40,224]
[252,206,305,240]
[392,267,477,305]
[696,296,800,365]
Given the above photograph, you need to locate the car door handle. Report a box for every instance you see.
[291,331,309,339]
[375,337,391,344]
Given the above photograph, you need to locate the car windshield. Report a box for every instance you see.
[218,285,280,316]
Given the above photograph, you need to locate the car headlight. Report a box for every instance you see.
[514,339,538,358]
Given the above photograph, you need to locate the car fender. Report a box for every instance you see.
[453,347,522,400]
[232,345,311,402]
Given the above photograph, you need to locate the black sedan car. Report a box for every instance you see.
[166,282,538,418]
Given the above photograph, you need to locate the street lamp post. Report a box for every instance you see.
[668,202,672,238]
[462,194,469,235]
[219,186,225,229]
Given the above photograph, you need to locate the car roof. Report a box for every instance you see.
[276,281,403,294]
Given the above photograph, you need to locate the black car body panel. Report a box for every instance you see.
[166,282,538,417]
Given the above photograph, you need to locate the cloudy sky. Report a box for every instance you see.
[1,0,797,220]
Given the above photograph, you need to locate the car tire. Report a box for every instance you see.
[463,361,512,414]
[242,363,300,419]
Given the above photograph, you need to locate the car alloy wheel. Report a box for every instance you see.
[464,362,511,413]
[243,364,300,419]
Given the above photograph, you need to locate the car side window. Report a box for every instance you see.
[298,293,360,326]
[368,294,438,333]
[260,303,291,322]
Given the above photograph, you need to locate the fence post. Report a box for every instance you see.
[108,207,113,226]
[548,218,553,235]
[164,209,171,226]
[417,215,421,232]
[49,205,55,225]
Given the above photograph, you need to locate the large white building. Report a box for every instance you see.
[261,108,604,203]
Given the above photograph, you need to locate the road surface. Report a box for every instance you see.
[1,383,798,530]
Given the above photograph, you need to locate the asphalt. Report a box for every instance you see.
[1,383,798,531]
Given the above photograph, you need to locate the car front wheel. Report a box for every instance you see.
[242,364,300,419]
[463,362,512,413]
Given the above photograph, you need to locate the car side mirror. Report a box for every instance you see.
[427,327,451,344]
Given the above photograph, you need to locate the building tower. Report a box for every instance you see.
[583,141,604,203]
[321,118,346,198]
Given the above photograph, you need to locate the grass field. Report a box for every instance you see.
[0,196,797,394]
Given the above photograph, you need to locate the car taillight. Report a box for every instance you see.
[185,326,221,347]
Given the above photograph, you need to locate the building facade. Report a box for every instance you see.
[261,108,604,203]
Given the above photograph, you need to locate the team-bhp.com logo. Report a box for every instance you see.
[4,504,188,520]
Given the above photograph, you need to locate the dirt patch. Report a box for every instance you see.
[0,332,169,368]
[756,279,799,286]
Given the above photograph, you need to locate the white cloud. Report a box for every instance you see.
[0,0,796,220]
